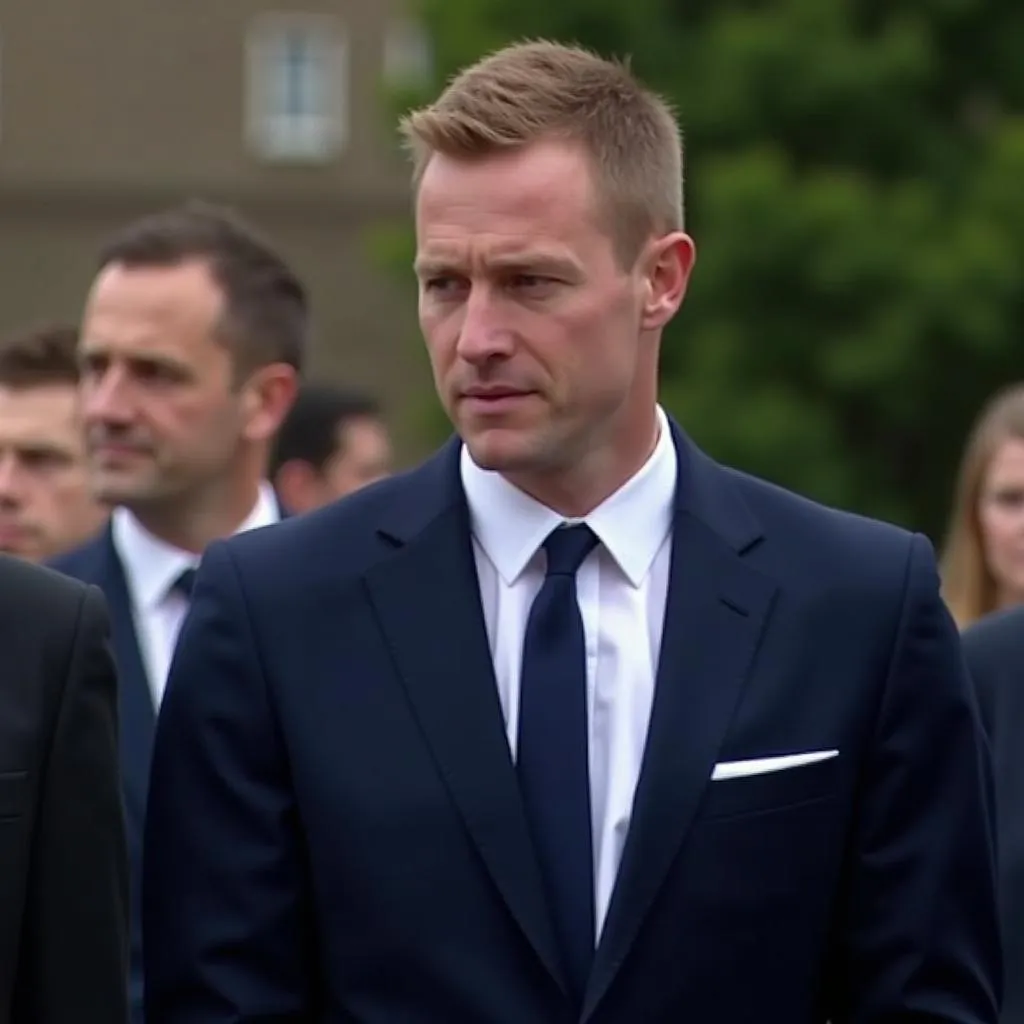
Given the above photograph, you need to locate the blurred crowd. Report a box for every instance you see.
[0,200,398,1023]
[4,198,1024,633]
[0,196,1021,1023]
[0,204,394,570]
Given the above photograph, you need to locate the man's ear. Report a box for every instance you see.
[241,364,299,444]
[640,231,696,331]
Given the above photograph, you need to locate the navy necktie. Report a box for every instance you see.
[172,567,197,598]
[517,523,599,1000]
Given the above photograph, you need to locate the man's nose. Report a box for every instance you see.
[81,367,135,425]
[0,455,25,505]
[455,286,515,365]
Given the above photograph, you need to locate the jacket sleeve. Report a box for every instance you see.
[143,540,315,1023]
[834,533,1001,1022]
[17,585,129,1024]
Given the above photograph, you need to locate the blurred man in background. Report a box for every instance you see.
[962,607,1024,1024]
[51,199,304,1024]
[270,382,391,513]
[0,323,108,561]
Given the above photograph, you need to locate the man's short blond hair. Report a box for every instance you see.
[399,40,684,265]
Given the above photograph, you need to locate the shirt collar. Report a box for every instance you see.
[111,481,280,609]
[460,406,677,587]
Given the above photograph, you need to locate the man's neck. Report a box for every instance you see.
[505,410,661,519]
[128,482,266,555]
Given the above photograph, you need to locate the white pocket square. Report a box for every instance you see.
[711,749,838,781]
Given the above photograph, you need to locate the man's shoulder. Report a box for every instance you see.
[724,463,918,568]
[701,457,930,623]
[961,604,1024,661]
[48,527,109,583]
[213,456,444,587]
[0,552,96,624]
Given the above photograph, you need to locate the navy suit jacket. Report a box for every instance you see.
[962,607,1024,1024]
[144,426,1001,1023]
[50,499,286,1024]
[50,527,154,1024]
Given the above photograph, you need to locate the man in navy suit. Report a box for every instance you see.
[51,201,302,1024]
[144,42,1000,1022]
[962,607,1024,1024]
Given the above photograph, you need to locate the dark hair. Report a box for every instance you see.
[270,383,381,475]
[97,200,308,374]
[0,322,80,388]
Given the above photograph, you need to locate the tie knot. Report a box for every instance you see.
[172,567,197,598]
[542,524,598,577]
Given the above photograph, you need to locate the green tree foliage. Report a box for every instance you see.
[381,0,1024,538]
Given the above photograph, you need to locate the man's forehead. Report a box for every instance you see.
[0,382,77,411]
[80,321,181,358]
[416,146,601,242]
[0,385,80,441]
[79,308,217,366]
[84,262,225,341]
[91,258,219,302]
[418,140,594,199]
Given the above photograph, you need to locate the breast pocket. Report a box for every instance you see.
[0,771,29,821]
[699,756,840,820]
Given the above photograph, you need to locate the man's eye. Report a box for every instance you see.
[424,276,461,292]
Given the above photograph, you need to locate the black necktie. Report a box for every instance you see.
[172,567,197,598]
[517,523,599,1000]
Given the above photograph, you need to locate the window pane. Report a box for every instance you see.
[246,14,347,162]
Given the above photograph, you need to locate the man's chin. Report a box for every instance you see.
[462,429,543,475]
[92,473,159,508]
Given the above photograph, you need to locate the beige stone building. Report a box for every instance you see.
[0,0,436,457]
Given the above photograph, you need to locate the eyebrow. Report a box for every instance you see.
[411,257,446,277]
[8,441,75,461]
[79,344,186,369]
[413,253,582,277]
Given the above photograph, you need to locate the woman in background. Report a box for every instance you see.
[942,383,1024,629]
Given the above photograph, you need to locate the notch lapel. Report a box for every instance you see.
[97,532,156,823]
[583,435,779,1020]
[364,443,567,994]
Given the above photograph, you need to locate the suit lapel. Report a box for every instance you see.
[96,529,156,822]
[583,429,779,1020]
[365,441,567,994]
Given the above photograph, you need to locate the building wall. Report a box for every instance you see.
[0,0,438,460]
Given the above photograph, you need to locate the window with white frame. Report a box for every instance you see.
[246,14,348,163]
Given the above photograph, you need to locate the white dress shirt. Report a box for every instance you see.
[111,482,280,707]
[461,406,676,939]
